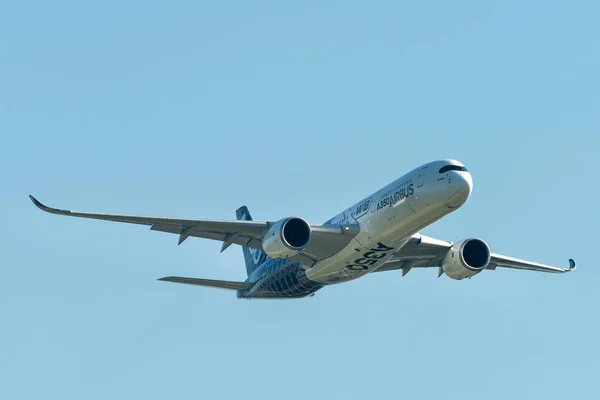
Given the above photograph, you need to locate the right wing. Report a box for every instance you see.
[377,234,576,276]
[29,195,359,266]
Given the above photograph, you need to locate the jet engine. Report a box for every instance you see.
[262,217,312,258]
[442,238,491,280]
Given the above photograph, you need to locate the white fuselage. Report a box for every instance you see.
[305,159,473,284]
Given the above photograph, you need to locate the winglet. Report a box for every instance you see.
[29,195,76,217]
[29,195,65,214]
[568,258,576,271]
[29,195,48,211]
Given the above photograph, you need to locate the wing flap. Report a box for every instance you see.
[149,224,263,249]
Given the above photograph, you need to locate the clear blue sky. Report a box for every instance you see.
[1,1,599,398]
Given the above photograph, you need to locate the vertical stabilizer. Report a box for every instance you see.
[236,206,268,277]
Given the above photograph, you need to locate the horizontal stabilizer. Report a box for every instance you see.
[158,276,250,291]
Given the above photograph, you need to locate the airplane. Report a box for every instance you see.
[29,159,575,300]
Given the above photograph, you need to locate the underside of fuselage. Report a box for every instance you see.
[237,259,324,299]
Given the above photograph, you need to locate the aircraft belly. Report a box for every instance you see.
[305,195,454,285]
[240,260,323,299]
[305,202,416,284]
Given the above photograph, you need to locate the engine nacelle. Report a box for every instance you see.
[262,217,312,258]
[442,238,491,280]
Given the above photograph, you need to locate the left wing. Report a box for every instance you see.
[29,195,359,266]
[377,234,576,276]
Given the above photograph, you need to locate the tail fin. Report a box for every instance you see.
[236,206,268,277]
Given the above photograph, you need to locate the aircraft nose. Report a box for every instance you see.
[446,172,472,208]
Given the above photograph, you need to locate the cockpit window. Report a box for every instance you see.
[439,165,468,174]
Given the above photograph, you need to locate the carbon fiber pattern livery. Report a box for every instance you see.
[238,258,323,299]
[236,205,323,299]
[236,206,269,277]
